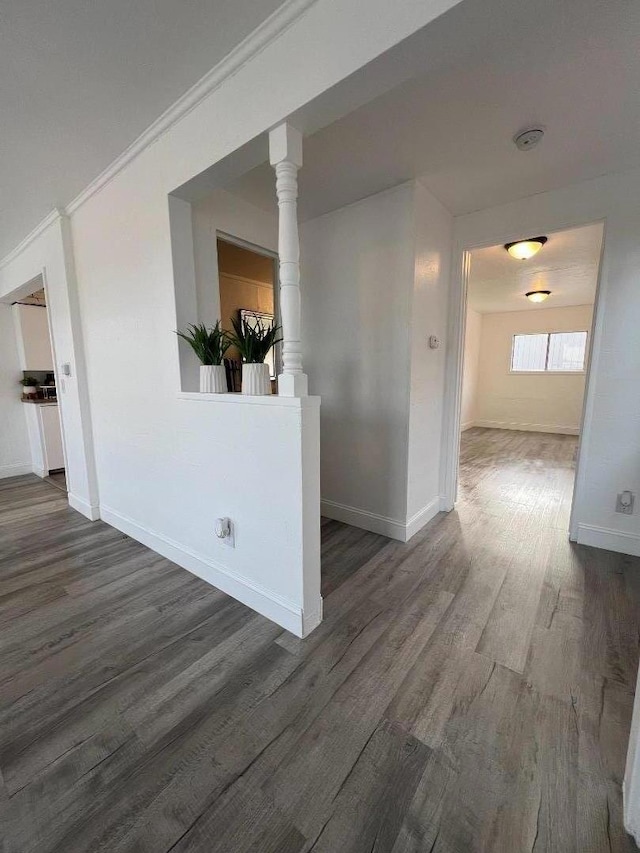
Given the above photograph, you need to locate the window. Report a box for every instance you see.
[511,331,587,373]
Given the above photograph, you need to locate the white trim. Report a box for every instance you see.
[64,0,318,216]
[177,391,320,409]
[219,271,274,289]
[473,420,580,436]
[0,462,33,480]
[460,421,476,432]
[0,0,318,268]
[321,499,407,540]
[302,600,323,637]
[405,496,443,540]
[32,465,47,479]
[321,495,442,542]
[576,523,640,558]
[100,503,317,637]
[68,492,101,521]
[0,210,61,270]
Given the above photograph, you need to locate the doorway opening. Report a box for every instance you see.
[455,222,603,528]
[12,278,67,493]
[215,235,280,392]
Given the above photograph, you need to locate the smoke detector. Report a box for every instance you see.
[513,128,544,151]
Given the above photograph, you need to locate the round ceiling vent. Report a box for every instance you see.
[513,128,544,151]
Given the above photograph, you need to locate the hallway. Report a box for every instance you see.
[1,429,639,851]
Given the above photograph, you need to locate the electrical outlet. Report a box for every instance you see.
[214,517,235,547]
[616,491,635,515]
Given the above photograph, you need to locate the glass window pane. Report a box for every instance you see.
[511,334,548,371]
[547,331,587,371]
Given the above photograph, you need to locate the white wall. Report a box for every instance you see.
[0,304,30,478]
[16,304,54,371]
[473,304,593,435]
[303,180,452,541]
[406,180,453,531]
[460,307,481,429]
[302,184,414,535]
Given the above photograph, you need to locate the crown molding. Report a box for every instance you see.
[0,209,64,270]
[1,0,316,269]
[66,0,318,216]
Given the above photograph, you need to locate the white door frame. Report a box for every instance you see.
[440,217,607,539]
[0,212,99,519]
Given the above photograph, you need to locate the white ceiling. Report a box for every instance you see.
[467,223,602,314]
[0,0,284,259]
[225,0,640,221]
[4,0,640,262]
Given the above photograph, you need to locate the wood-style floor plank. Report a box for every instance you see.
[1,430,639,852]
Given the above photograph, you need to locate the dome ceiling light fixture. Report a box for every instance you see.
[525,290,551,303]
[504,236,548,260]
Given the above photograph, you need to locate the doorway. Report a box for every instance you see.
[215,234,280,392]
[12,278,67,493]
[452,222,604,528]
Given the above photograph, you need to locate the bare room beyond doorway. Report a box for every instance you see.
[458,222,603,526]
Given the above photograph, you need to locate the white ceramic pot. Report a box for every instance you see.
[242,362,271,395]
[200,364,227,393]
[22,386,37,396]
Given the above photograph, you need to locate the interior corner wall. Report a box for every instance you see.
[301,183,415,538]
[406,180,453,532]
[452,166,640,559]
[460,307,481,430]
[474,304,593,435]
[0,304,31,478]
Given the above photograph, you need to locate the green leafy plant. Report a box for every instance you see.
[175,321,231,365]
[20,377,39,387]
[230,315,282,364]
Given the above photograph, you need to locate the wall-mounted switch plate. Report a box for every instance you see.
[616,491,635,515]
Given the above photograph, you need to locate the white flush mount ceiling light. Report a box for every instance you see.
[525,289,551,303]
[504,236,548,260]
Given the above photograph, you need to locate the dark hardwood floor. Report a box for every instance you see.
[1,428,639,852]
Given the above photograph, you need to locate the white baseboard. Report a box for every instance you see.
[321,495,442,543]
[68,492,101,521]
[0,462,33,480]
[405,496,443,541]
[576,523,640,558]
[321,499,407,540]
[99,503,319,637]
[473,419,579,436]
[32,465,47,479]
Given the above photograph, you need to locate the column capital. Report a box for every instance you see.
[269,123,303,168]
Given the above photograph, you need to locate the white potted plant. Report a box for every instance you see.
[230,315,282,396]
[20,376,39,398]
[176,321,230,393]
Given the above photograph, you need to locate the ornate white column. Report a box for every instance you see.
[269,123,308,397]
